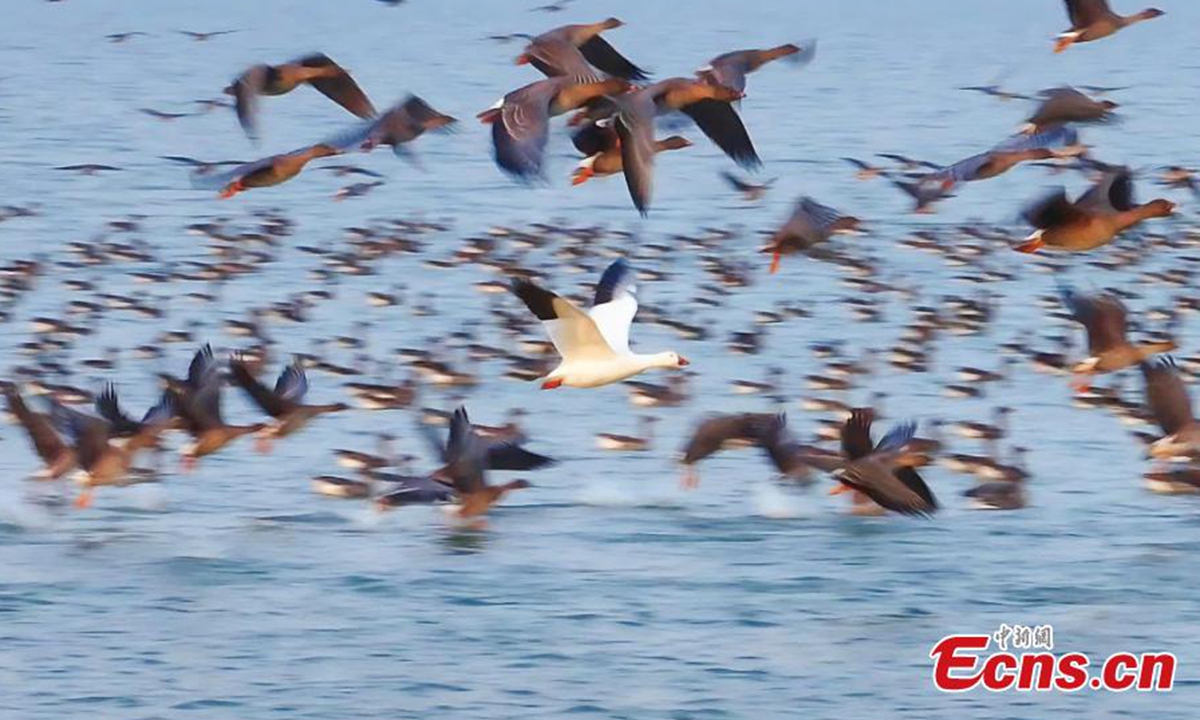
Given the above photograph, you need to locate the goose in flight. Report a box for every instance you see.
[1140,356,1200,461]
[1054,0,1164,53]
[509,258,688,389]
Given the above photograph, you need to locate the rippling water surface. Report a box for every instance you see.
[1,1,1199,718]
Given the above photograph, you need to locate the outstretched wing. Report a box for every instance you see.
[298,53,376,119]
[588,259,638,355]
[680,99,760,169]
[578,35,648,81]
[511,279,617,361]
[1141,356,1194,435]
[273,361,310,405]
[229,359,288,417]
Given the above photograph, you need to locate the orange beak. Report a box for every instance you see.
[218,180,243,199]
[572,167,594,186]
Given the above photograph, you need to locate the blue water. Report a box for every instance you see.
[1,0,1198,717]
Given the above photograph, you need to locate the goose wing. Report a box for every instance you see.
[588,258,638,355]
[297,53,376,119]
[1141,357,1195,435]
[511,279,617,361]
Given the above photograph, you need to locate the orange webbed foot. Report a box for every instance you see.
[769,249,782,274]
[73,488,94,510]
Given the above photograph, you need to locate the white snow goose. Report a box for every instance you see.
[509,258,689,389]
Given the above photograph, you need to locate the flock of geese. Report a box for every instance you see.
[7,0,1200,523]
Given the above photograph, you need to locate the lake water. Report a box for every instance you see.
[1,0,1198,718]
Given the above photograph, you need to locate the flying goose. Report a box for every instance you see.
[761,196,862,273]
[1054,0,1164,53]
[696,41,816,93]
[479,76,633,179]
[3,382,76,479]
[1140,356,1200,461]
[229,357,349,451]
[509,258,688,389]
[826,408,939,516]
[1060,286,1176,386]
[227,53,376,141]
[1017,169,1174,253]
[518,18,648,80]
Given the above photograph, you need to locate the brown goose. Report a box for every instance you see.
[229,357,348,452]
[1021,87,1117,134]
[761,197,862,273]
[677,412,817,488]
[827,408,939,517]
[1016,169,1174,253]
[479,76,632,179]
[194,144,341,199]
[50,400,171,509]
[1140,356,1200,460]
[696,42,815,93]
[1055,0,1164,53]
[1060,286,1176,387]
[429,407,555,519]
[3,382,76,479]
[171,364,265,470]
[571,123,691,185]
[605,79,754,213]
[331,95,456,158]
[227,53,376,140]
[518,18,647,80]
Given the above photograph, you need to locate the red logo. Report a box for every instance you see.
[931,626,1175,692]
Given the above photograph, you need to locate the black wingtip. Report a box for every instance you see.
[511,279,558,321]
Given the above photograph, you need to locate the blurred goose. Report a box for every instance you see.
[571,126,691,187]
[429,407,555,518]
[518,18,647,80]
[696,42,815,93]
[1016,169,1174,253]
[1140,356,1200,460]
[596,415,658,451]
[1061,287,1176,385]
[50,400,171,508]
[171,366,265,470]
[3,382,76,479]
[331,95,456,158]
[227,53,376,141]
[761,196,862,273]
[509,258,688,389]
[194,144,341,199]
[229,357,349,452]
[1021,87,1117,133]
[602,79,754,213]
[95,383,176,441]
[829,411,938,517]
[479,76,632,179]
[1143,467,1200,495]
[964,481,1026,510]
[721,171,775,201]
[1054,0,1164,53]
[677,412,818,487]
